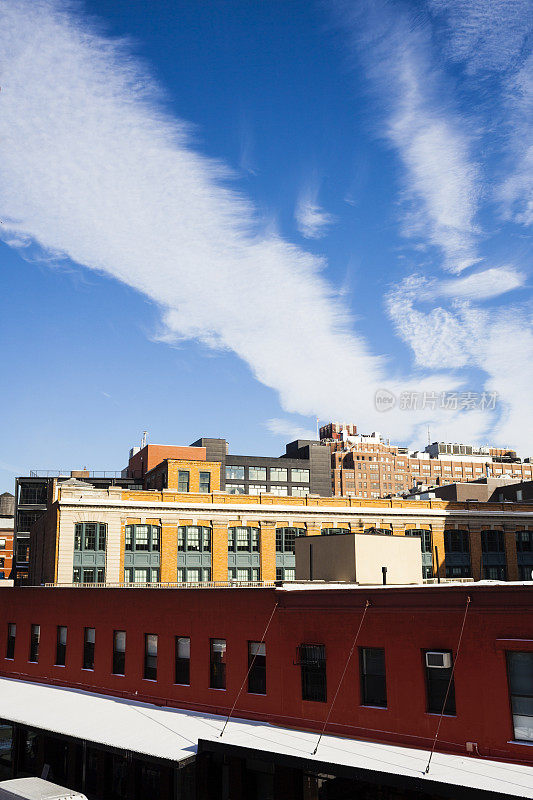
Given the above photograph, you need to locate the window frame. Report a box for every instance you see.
[424,649,456,715]
[6,623,16,660]
[359,647,387,708]
[83,627,95,670]
[248,641,266,695]
[175,636,191,685]
[210,638,227,690]
[112,630,126,676]
[55,625,67,667]
[29,624,40,664]
[144,633,158,681]
[298,643,327,703]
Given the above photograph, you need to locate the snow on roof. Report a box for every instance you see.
[0,678,532,797]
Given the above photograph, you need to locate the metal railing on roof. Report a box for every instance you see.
[41,580,276,589]
[423,577,475,584]
[29,471,125,478]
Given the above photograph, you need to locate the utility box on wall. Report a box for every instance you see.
[294,532,423,585]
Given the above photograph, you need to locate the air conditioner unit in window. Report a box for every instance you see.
[426,651,452,669]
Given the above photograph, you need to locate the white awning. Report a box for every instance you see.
[0,678,532,796]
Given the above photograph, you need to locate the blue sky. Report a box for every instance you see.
[0,0,531,492]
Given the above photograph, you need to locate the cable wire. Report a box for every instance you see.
[312,600,370,755]
[425,595,471,773]
[219,601,279,737]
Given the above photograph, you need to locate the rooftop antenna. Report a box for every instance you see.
[141,431,148,449]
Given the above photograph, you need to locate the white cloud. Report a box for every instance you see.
[339,0,481,272]
[294,184,335,239]
[0,0,526,453]
[264,418,317,442]
[428,0,531,74]
[499,54,533,226]
[439,266,526,300]
[386,276,533,450]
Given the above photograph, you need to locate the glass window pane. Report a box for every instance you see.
[249,467,267,481]
[226,466,245,480]
[270,468,287,481]
[226,484,245,494]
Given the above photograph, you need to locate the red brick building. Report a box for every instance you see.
[320,423,533,498]
[0,583,532,798]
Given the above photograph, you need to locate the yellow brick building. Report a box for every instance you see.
[27,456,533,586]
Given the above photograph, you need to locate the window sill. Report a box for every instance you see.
[53,664,66,668]
[81,668,94,672]
[425,712,456,718]
[143,678,157,682]
[27,661,38,665]
[508,740,533,747]
[174,683,190,687]
[111,673,125,677]
[4,658,13,662]
[360,704,388,710]
[247,692,267,697]
[208,687,226,691]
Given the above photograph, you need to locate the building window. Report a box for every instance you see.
[124,567,160,583]
[291,469,310,483]
[83,628,95,670]
[249,466,267,481]
[507,651,533,742]
[268,485,288,496]
[74,522,107,551]
[481,530,504,552]
[73,567,105,584]
[276,567,296,581]
[248,641,266,695]
[19,484,48,504]
[364,527,392,536]
[144,634,158,680]
[226,466,245,480]
[6,623,15,660]
[226,484,245,494]
[270,467,287,481]
[210,639,226,689]
[228,567,260,581]
[360,648,387,707]
[55,626,67,666]
[444,530,470,553]
[291,486,309,497]
[321,528,347,536]
[276,528,305,553]
[175,637,190,685]
[0,544,5,554]
[177,471,190,492]
[29,624,40,663]
[16,511,42,532]
[125,525,160,552]
[177,567,211,583]
[199,472,211,493]
[112,630,126,675]
[178,526,211,552]
[298,644,327,702]
[425,650,455,715]
[516,531,533,553]
[248,484,266,495]
[228,527,260,553]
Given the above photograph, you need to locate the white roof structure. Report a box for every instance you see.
[0,678,531,797]
[0,777,87,800]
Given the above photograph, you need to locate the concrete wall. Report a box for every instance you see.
[295,533,422,585]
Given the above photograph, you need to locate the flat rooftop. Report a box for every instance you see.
[0,678,531,798]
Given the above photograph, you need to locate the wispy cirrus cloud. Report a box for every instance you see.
[339,0,481,273]
[428,0,531,74]
[0,0,452,445]
[294,182,335,239]
[264,418,317,442]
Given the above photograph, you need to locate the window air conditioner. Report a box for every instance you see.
[426,651,452,669]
